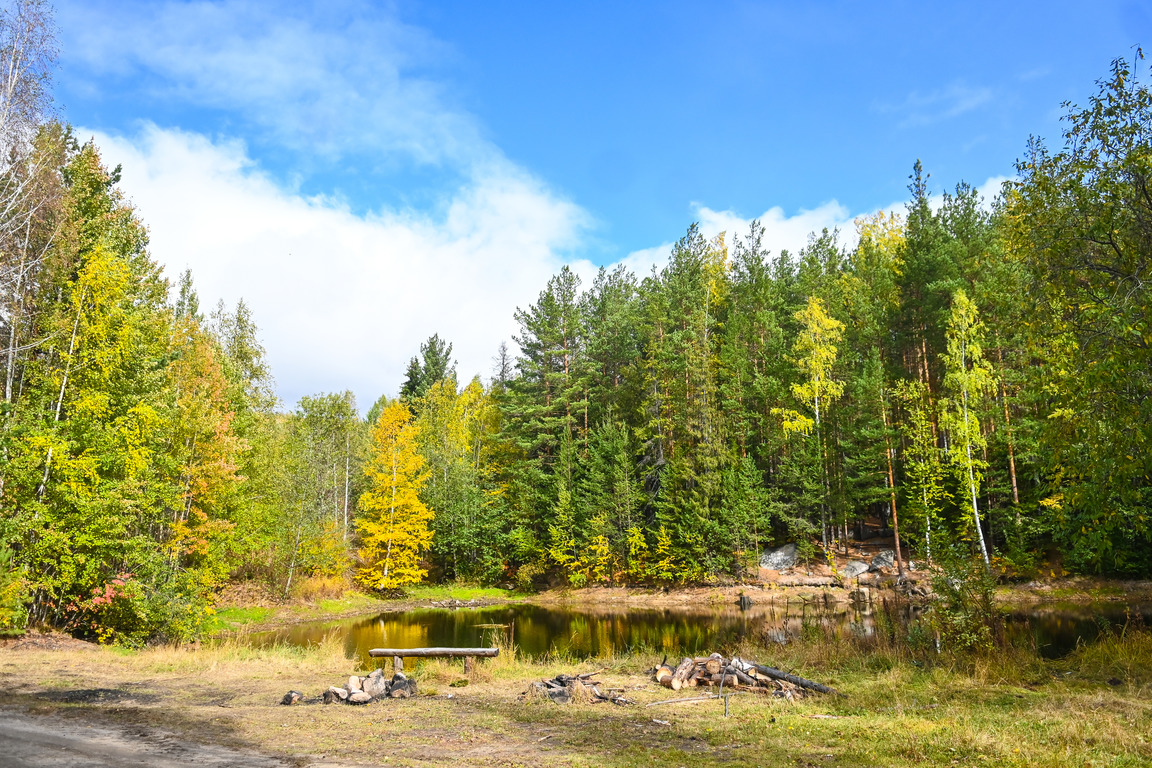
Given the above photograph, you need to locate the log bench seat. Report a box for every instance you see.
[368,647,499,673]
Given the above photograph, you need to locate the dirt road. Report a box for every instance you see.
[0,708,290,768]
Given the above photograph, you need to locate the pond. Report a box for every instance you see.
[249,598,1151,664]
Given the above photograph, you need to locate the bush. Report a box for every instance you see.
[929,544,1001,653]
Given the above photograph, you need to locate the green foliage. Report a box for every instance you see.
[8,44,1152,650]
[400,334,457,402]
[1007,50,1152,574]
[929,541,1001,654]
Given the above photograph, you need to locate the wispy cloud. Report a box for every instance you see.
[875,82,994,128]
[61,0,485,168]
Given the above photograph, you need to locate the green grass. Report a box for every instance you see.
[203,605,273,633]
[402,583,526,601]
[312,591,389,614]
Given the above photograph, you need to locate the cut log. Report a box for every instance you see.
[731,657,837,695]
[669,657,696,691]
[655,663,674,686]
[703,655,723,675]
[723,665,759,687]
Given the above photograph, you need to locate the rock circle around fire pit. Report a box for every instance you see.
[281,668,418,706]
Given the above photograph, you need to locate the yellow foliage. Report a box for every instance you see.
[790,296,845,423]
[357,402,433,590]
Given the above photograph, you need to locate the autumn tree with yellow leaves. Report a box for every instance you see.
[356,401,433,590]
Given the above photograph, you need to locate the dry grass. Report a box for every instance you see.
[1,626,1150,767]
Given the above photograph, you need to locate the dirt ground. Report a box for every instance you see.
[0,634,674,767]
[0,708,294,768]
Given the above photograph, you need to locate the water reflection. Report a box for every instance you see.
[249,600,1151,663]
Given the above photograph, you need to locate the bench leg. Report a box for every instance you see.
[394,656,403,674]
[464,656,474,674]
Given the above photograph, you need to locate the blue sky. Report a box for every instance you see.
[55,0,1146,407]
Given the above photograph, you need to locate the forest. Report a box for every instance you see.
[0,1,1149,643]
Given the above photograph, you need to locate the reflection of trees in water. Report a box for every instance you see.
[251,600,1151,663]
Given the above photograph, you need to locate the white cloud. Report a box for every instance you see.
[93,123,591,410]
[974,175,1010,205]
[620,177,1010,273]
[618,199,866,271]
[696,199,857,254]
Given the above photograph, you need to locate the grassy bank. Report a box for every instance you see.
[2,623,1150,767]
[207,580,531,634]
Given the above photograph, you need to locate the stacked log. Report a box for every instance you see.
[523,671,632,705]
[652,653,837,699]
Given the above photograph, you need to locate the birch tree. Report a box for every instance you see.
[941,290,995,567]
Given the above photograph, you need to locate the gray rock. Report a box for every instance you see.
[327,685,349,700]
[347,691,372,705]
[280,690,303,706]
[840,560,869,580]
[346,676,363,693]
[388,677,417,699]
[547,688,571,704]
[362,675,391,698]
[760,543,798,571]
[870,549,896,571]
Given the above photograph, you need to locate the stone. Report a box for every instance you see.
[327,685,349,700]
[347,676,363,693]
[870,549,896,571]
[347,691,372,705]
[389,678,417,699]
[362,675,391,698]
[565,679,591,705]
[280,690,303,706]
[840,561,869,580]
[367,668,384,681]
[759,543,798,571]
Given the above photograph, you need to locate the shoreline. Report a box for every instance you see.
[202,575,1152,637]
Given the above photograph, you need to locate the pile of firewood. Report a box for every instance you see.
[653,653,836,699]
[523,671,632,705]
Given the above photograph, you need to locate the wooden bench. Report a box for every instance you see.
[368,647,499,674]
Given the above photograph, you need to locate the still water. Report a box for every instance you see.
[249,599,1150,664]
